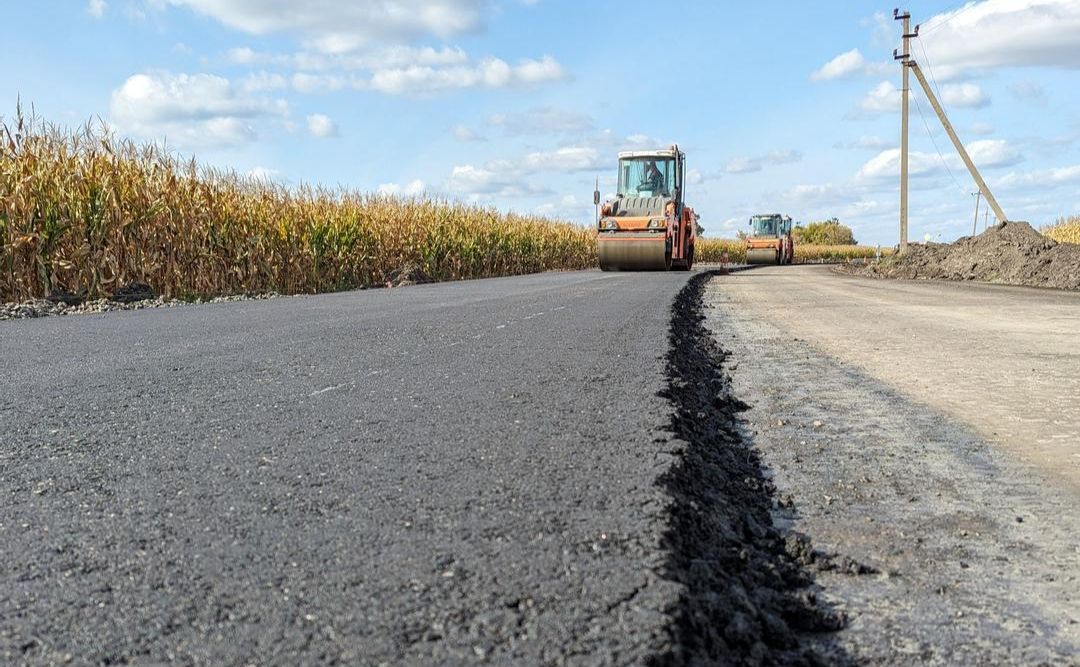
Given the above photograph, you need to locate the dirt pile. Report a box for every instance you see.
[846,221,1080,290]
[655,272,846,666]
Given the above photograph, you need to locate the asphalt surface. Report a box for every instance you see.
[0,270,710,665]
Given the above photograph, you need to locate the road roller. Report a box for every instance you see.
[745,213,795,265]
[596,145,696,271]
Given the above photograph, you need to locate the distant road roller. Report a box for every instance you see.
[745,214,795,265]
[596,145,697,271]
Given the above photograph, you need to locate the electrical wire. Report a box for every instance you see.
[920,1,979,34]
[915,37,950,117]
[911,93,968,195]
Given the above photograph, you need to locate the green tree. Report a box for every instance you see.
[793,218,857,245]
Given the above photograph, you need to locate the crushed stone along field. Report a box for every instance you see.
[705,267,1080,665]
[842,221,1080,290]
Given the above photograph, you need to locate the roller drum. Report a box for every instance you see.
[746,247,779,265]
[598,236,671,271]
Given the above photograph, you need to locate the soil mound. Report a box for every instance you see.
[847,221,1080,290]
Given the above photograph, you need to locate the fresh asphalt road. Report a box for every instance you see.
[1,271,696,665]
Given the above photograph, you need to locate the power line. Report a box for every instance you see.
[915,37,950,117]
[911,93,967,195]
[920,1,979,34]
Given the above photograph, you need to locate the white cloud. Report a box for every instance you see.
[811,48,866,81]
[725,158,760,174]
[919,0,1080,76]
[452,124,485,142]
[858,80,902,114]
[447,165,548,198]
[292,73,346,93]
[167,0,486,53]
[87,0,107,18]
[834,136,894,150]
[226,45,469,71]
[856,140,1022,181]
[966,139,1022,167]
[247,166,281,181]
[306,113,337,138]
[365,56,566,95]
[241,71,289,92]
[377,179,426,196]
[940,82,990,108]
[724,149,802,174]
[109,71,288,148]
[487,107,593,135]
[857,149,949,181]
[520,146,603,173]
[995,164,1080,190]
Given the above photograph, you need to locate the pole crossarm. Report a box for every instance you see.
[907,61,1009,223]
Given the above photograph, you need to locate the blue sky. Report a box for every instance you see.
[3,1,1079,245]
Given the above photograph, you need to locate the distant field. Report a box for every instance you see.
[696,238,892,264]
[1044,216,1080,244]
[0,112,595,302]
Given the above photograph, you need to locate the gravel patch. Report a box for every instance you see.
[1,293,283,321]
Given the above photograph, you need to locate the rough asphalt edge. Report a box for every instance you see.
[650,271,849,667]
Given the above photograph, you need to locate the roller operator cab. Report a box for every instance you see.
[746,213,795,265]
[596,145,697,271]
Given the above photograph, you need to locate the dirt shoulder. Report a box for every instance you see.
[704,268,1079,665]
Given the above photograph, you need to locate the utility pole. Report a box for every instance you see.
[893,9,1009,239]
[894,9,911,253]
[971,191,981,236]
[908,61,1008,223]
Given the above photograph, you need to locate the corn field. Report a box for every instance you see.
[1044,216,1080,245]
[695,238,892,264]
[0,110,596,302]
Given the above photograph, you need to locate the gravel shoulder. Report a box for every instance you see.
[705,267,1080,665]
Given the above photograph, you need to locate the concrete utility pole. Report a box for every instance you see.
[894,9,912,254]
[908,62,1008,223]
[972,191,981,236]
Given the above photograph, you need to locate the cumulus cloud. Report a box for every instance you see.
[452,124,485,142]
[724,149,802,175]
[856,140,1022,181]
[306,113,337,137]
[247,166,281,181]
[940,82,990,108]
[834,136,894,150]
[857,81,902,114]
[377,179,426,196]
[995,164,1080,190]
[109,71,288,148]
[520,146,603,173]
[167,0,486,53]
[366,55,566,95]
[487,107,593,136]
[918,0,1080,77]
[87,0,107,19]
[226,45,469,71]
[811,49,866,81]
[447,165,549,198]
